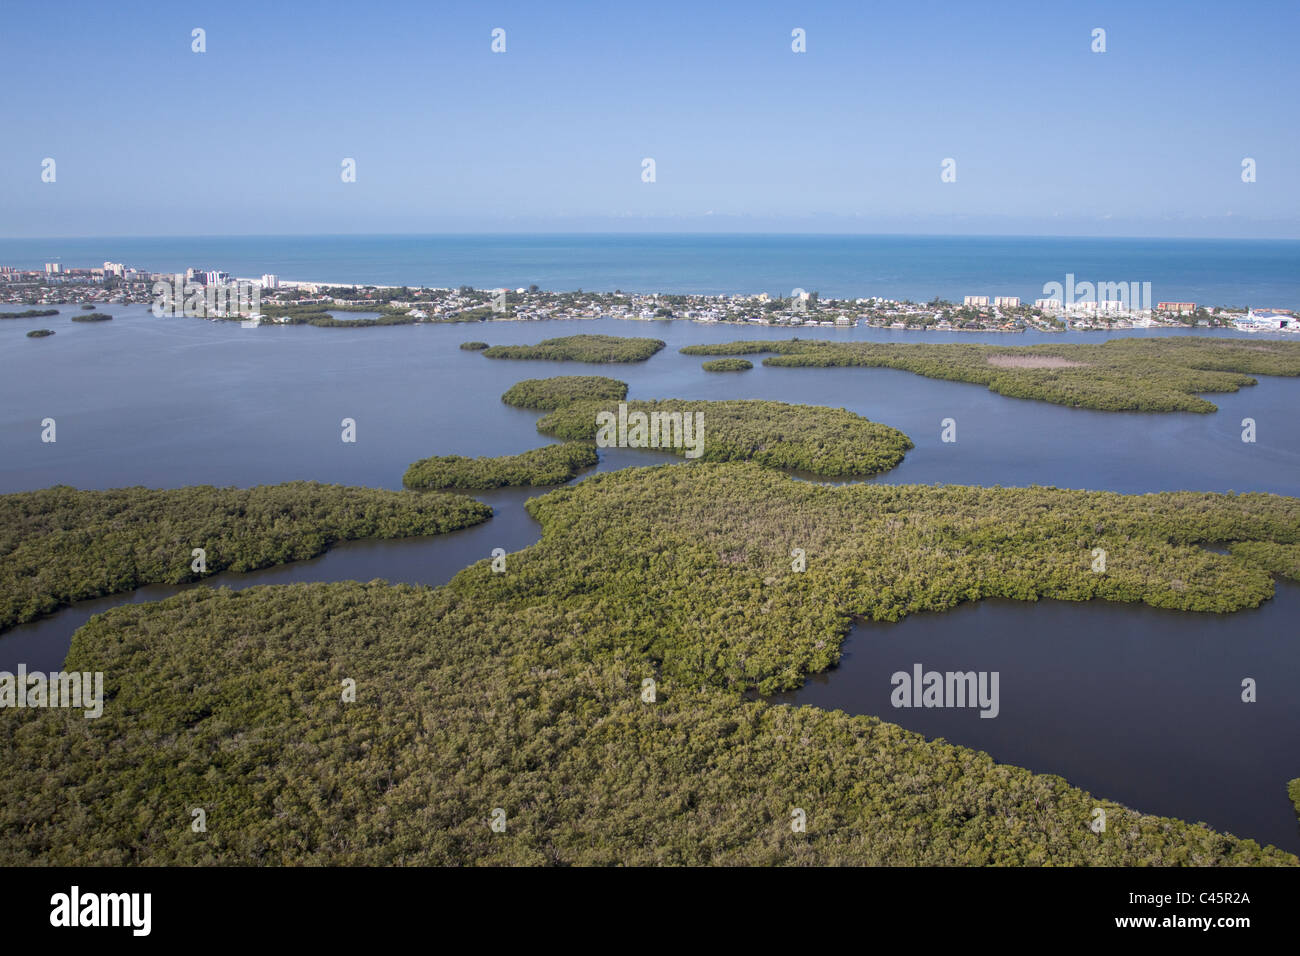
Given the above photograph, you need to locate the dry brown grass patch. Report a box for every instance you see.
[986,354,1090,369]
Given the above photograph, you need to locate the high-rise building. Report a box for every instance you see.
[261,274,279,289]
[964,295,989,307]
[44,263,62,274]
[993,296,1020,308]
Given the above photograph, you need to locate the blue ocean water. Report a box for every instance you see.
[2,234,1298,308]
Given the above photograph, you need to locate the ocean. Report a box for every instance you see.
[2,234,1298,308]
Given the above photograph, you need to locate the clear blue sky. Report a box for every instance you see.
[2,0,1297,238]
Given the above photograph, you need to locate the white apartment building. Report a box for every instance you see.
[1236,309,1294,330]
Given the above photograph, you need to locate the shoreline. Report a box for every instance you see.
[6,264,1297,335]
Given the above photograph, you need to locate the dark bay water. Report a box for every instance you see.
[4,306,1298,494]
[771,584,1300,855]
[2,307,1299,853]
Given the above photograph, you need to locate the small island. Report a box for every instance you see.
[25,329,55,338]
[70,312,113,322]
[701,358,753,372]
[536,397,913,477]
[682,337,1300,413]
[0,308,59,319]
[480,334,665,363]
[403,442,598,490]
[459,341,490,351]
[502,376,629,409]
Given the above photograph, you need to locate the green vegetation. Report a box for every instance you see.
[460,341,489,351]
[69,312,113,323]
[252,304,418,328]
[298,314,420,328]
[481,334,666,363]
[536,399,912,477]
[81,304,96,310]
[702,358,753,372]
[257,304,501,326]
[255,304,334,321]
[25,329,54,338]
[680,337,1300,412]
[0,309,58,319]
[2,463,1297,865]
[442,306,502,323]
[284,312,417,328]
[1289,779,1300,823]
[403,443,598,490]
[1229,541,1300,580]
[513,465,1300,693]
[0,483,491,634]
[501,376,629,410]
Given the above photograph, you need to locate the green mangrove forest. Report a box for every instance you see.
[2,462,1298,865]
[480,334,666,363]
[680,337,1300,412]
[0,483,491,633]
[702,358,753,372]
[403,443,598,490]
[0,309,59,319]
[537,398,913,477]
[501,376,629,409]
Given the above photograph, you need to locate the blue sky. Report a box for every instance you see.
[1,0,1297,237]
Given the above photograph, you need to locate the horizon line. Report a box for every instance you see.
[5,231,1300,244]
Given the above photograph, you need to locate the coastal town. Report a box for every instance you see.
[1,261,1295,333]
